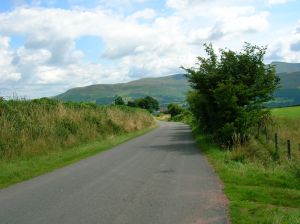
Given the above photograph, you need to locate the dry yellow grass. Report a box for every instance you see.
[0,99,155,160]
[155,114,171,121]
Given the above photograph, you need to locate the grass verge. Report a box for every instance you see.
[0,125,156,189]
[192,127,300,224]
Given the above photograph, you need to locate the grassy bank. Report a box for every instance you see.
[272,105,300,119]
[0,126,155,189]
[268,106,300,163]
[192,127,300,224]
[0,98,155,188]
[178,106,300,223]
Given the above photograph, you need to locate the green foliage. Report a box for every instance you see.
[171,110,194,124]
[0,126,156,189]
[192,126,300,224]
[184,43,280,146]
[128,96,159,113]
[55,118,79,139]
[167,103,184,117]
[127,100,137,107]
[0,98,155,160]
[135,96,159,112]
[114,95,125,105]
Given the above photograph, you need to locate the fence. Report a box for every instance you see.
[258,127,298,161]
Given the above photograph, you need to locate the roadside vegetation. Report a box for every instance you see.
[173,43,300,223]
[114,95,159,113]
[0,98,155,188]
[172,106,300,223]
[193,124,300,224]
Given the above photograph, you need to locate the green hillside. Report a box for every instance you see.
[269,71,300,107]
[56,74,189,107]
[55,62,300,107]
[272,61,300,73]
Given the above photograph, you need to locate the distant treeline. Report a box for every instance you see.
[113,95,159,113]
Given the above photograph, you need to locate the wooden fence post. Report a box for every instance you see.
[265,127,268,141]
[287,140,291,160]
[275,133,278,157]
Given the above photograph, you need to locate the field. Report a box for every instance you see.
[188,106,300,223]
[0,98,155,188]
[269,106,300,162]
[272,105,300,118]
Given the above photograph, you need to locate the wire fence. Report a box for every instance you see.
[257,127,299,161]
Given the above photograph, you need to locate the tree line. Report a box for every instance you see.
[114,95,159,113]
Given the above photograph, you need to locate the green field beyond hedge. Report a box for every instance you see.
[272,105,300,119]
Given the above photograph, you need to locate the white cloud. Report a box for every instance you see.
[266,21,300,62]
[0,36,21,83]
[0,1,298,98]
[268,0,294,5]
[289,22,300,52]
[129,8,156,20]
[187,6,269,44]
[166,0,189,10]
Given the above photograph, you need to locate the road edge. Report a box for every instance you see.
[0,123,158,189]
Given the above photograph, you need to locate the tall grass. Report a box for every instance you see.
[191,126,300,224]
[177,108,300,223]
[232,109,300,166]
[0,98,155,160]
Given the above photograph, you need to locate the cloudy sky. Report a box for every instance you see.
[0,0,300,98]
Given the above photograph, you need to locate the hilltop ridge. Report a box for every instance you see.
[55,62,300,107]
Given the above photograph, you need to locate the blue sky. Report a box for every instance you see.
[0,0,300,98]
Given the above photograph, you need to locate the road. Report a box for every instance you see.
[0,122,228,224]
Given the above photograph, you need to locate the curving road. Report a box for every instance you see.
[0,122,228,224]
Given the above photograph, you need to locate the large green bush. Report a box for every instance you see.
[183,43,279,146]
[127,96,159,113]
[167,103,184,118]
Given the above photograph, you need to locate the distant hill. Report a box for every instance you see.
[270,71,300,107]
[272,62,300,74]
[55,62,300,107]
[55,74,189,107]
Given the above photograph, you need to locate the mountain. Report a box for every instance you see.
[271,62,300,74]
[55,62,300,107]
[55,74,190,107]
[270,71,300,107]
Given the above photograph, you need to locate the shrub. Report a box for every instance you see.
[114,96,125,105]
[56,118,79,139]
[183,43,279,147]
[167,103,184,117]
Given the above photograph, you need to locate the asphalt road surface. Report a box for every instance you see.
[0,122,228,224]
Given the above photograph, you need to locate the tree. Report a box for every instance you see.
[183,43,279,146]
[134,96,159,113]
[114,95,125,105]
[167,103,184,117]
[127,100,137,107]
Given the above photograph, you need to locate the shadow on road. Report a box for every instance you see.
[147,123,199,155]
[147,143,199,155]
